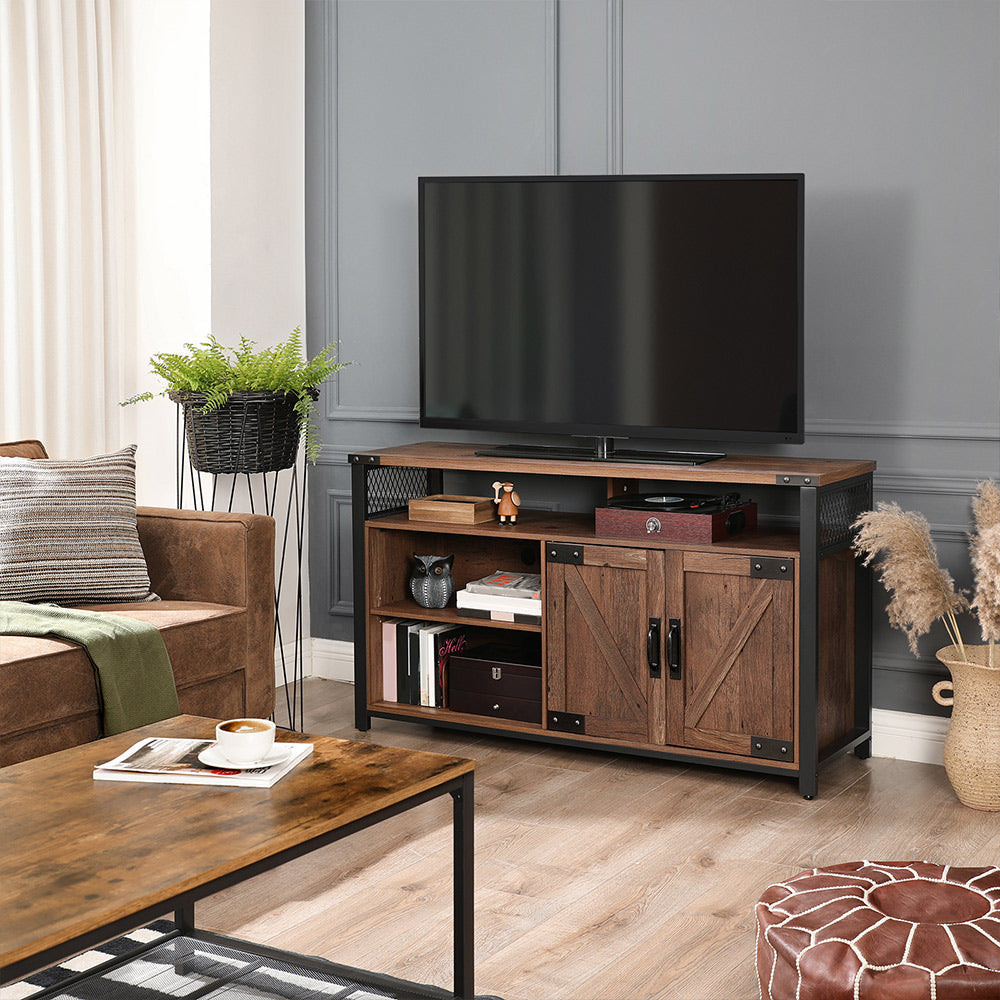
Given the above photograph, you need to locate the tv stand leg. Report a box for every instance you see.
[799,770,818,800]
[572,435,626,460]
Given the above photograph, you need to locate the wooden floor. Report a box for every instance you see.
[199,679,1000,1000]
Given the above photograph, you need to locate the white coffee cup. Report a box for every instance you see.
[215,718,276,766]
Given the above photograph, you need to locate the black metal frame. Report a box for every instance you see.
[176,405,309,731]
[4,772,475,1000]
[349,452,874,800]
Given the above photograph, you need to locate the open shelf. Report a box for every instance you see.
[372,601,541,633]
[370,700,545,733]
[371,508,802,557]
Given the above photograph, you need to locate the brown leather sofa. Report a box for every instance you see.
[0,440,276,765]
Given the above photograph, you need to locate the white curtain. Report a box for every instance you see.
[0,0,128,459]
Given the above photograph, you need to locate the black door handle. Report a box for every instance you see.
[647,617,661,677]
[667,618,681,680]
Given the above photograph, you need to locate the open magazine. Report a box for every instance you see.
[93,736,313,788]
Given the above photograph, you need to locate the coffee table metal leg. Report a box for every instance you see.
[175,903,195,934]
[452,773,474,999]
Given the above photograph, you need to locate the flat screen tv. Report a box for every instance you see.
[419,173,803,463]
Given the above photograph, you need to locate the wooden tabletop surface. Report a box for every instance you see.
[352,441,876,487]
[0,716,474,976]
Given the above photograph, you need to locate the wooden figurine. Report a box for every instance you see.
[492,481,520,525]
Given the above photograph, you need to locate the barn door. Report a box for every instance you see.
[667,551,795,757]
[546,544,666,745]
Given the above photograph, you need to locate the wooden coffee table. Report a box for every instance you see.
[0,716,475,998]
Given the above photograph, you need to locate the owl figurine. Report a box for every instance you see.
[409,554,455,609]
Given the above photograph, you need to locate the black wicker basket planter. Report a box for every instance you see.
[171,388,318,475]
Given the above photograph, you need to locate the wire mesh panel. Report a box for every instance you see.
[818,477,872,556]
[33,936,455,1000]
[362,465,431,520]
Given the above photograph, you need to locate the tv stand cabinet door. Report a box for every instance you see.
[546,545,666,745]
[667,551,795,757]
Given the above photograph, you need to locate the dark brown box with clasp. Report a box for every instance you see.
[448,641,542,724]
[595,502,757,544]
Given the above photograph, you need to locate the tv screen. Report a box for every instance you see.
[419,174,803,450]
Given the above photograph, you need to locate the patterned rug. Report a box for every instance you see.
[2,923,502,1000]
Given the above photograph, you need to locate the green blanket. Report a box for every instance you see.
[0,601,180,736]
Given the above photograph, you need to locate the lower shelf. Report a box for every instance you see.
[371,700,544,734]
[368,703,800,772]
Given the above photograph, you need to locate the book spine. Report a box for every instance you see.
[382,619,398,701]
[408,627,422,705]
[396,621,414,704]
[419,627,434,707]
[434,628,467,707]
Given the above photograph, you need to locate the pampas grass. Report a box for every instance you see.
[853,481,1000,666]
[971,481,1000,666]
[853,502,968,656]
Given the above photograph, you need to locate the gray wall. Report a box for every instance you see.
[305,0,1000,717]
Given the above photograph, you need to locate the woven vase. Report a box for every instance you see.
[933,644,1000,811]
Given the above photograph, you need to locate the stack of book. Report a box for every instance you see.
[455,571,542,623]
[381,619,468,707]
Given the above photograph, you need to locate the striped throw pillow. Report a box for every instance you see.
[0,445,156,604]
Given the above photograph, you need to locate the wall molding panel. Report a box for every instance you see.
[545,0,560,174]
[605,0,623,173]
[315,445,354,467]
[875,471,990,498]
[326,489,353,618]
[808,418,1000,442]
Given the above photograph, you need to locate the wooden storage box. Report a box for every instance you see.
[448,641,542,724]
[408,494,494,524]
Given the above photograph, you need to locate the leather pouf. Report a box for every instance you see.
[756,861,1000,999]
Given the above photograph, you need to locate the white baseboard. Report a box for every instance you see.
[309,637,356,682]
[284,641,948,766]
[871,708,948,766]
[273,639,311,690]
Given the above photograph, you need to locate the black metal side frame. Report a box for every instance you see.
[5,772,475,1000]
[795,473,874,799]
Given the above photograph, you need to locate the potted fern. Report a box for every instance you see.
[124,329,349,474]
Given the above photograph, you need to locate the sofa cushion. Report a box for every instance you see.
[0,445,155,604]
[0,439,48,459]
[0,602,252,762]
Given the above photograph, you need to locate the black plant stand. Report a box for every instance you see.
[175,405,308,731]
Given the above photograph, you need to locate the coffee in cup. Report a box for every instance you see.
[215,718,276,766]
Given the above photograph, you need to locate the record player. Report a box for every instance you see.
[594,491,757,544]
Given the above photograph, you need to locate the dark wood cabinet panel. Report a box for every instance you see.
[668,551,794,756]
[546,546,666,744]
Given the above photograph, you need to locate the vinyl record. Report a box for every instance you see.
[605,492,732,512]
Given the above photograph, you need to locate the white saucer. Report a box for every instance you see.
[198,743,292,770]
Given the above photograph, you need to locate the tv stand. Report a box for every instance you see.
[349,441,876,799]
[475,437,725,466]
